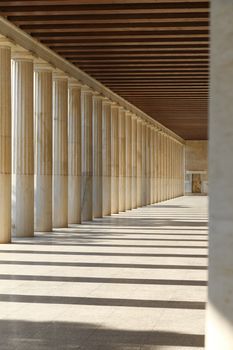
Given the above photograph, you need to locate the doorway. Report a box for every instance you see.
[192,174,202,193]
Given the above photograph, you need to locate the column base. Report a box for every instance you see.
[12,174,34,237]
[103,175,111,216]
[53,174,68,228]
[68,175,81,224]
[35,174,52,232]
[111,176,119,214]
[125,176,132,210]
[93,175,103,218]
[119,176,126,212]
[132,176,137,209]
[0,174,11,243]
[81,175,93,222]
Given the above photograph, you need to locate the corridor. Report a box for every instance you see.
[0,196,208,350]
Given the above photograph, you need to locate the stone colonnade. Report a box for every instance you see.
[0,36,184,243]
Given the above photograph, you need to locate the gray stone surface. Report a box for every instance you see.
[0,196,207,349]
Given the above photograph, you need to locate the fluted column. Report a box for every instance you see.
[102,99,112,216]
[145,123,151,205]
[157,131,161,203]
[34,60,53,232]
[125,112,132,210]
[132,114,137,209]
[150,125,154,204]
[93,94,103,218]
[111,103,119,214]
[68,79,82,224]
[164,134,168,201]
[168,136,171,200]
[172,139,175,198]
[12,49,34,237]
[136,118,142,208]
[154,128,158,204]
[175,143,178,197]
[81,87,93,222]
[141,121,147,206]
[119,108,126,212]
[162,133,165,202]
[0,37,11,243]
[52,70,68,228]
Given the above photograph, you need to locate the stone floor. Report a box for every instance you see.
[0,196,208,350]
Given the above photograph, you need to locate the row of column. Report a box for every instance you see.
[0,36,184,243]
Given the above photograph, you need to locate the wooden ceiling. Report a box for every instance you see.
[0,0,209,139]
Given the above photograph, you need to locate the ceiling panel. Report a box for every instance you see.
[0,0,209,139]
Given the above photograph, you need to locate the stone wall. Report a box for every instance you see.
[185,141,208,194]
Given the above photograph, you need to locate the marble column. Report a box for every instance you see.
[154,128,158,204]
[159,132,162,202]
[145,123,151,205]
[12,49,34,237]
[175,143,178,197]
[0,37,11,243]
[136,118,142,208]
[181,145,185,196]
[168,137,171,200]
[150,126,155,204]
[111,103,119,214]
[171,139,174,198]
[34,60,53,232]
[102,99,112,216]
[160,132,164,202]
[141,122,146,206]
[125,112,132,210]
[119,108,126,212]
[131,114,137,209]
[52,71,68,228]
[162,132,166,201]
[81,87,93,222]
[68,79,82,224]
[93,94,103,218]
[164,134,168,201]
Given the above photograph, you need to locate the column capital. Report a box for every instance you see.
[53,68,68,80]
[125,110,132,117]
[81,84,94,95]
[0,34,14,49]
[11,45,34,61]
[68,77,83,89]
[34,57,53,72]
[111,101,120,110]
[102,97,112,105]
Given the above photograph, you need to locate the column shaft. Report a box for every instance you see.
[111,104,119,214]
[131,115,137,209]
[154,129,158,203]
[145,124,151,205]
[150,126,154,204]
[125,112,132,210]
[93,95,103,218]
[0,40,11,243]
[12,52,34,237]
[34,63,53,232]
[141,122,147,206]
[68,80,82,224]
[52,72,68,228]
[81,89,93,222]
[119,109,126,212]
[136,118,142,208]
[102,100,111,216]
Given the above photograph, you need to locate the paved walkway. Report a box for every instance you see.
[0,196,208,350]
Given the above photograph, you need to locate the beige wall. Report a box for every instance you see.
[185,141,208,194]
[185,140,208,172]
